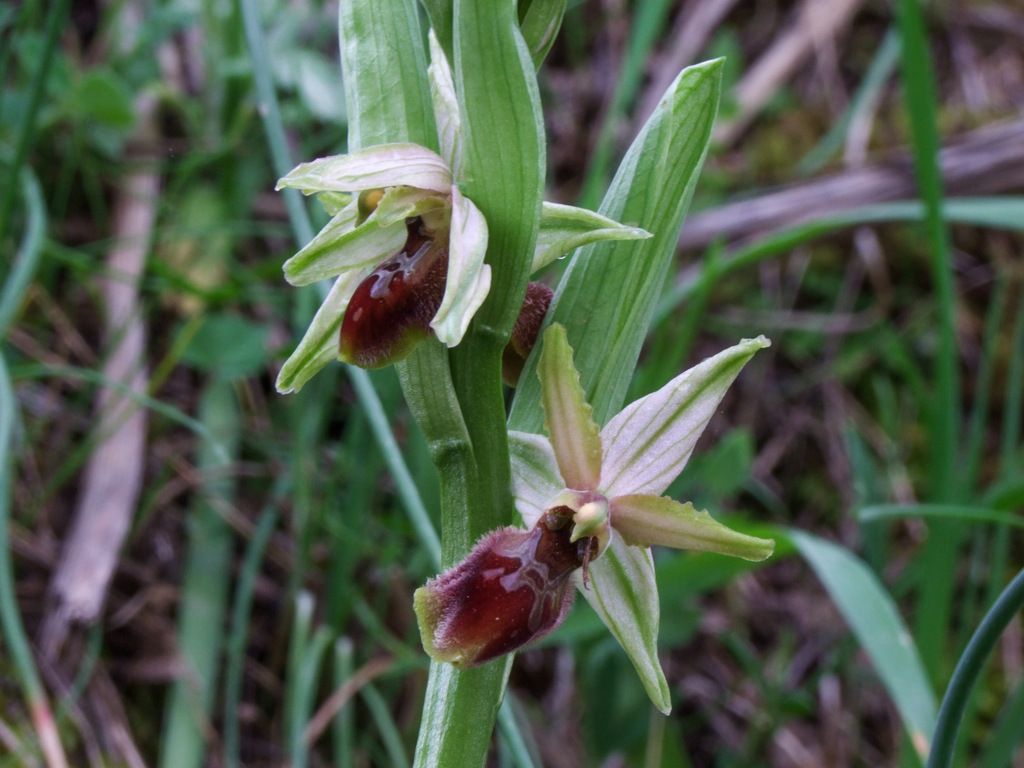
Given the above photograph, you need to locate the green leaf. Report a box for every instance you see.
[182,313,269,380]
[70,69,134,130]
[338,0,436,151]
[510,59,723,432]
[519,0,566,68]
[786,530,936,761]
[453,0,545,340]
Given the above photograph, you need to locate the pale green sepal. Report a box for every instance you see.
[316,191,352,215]
[532,202,651,273]
[601,336,770,498]
[508,431,562,527]
[577,537,671,714]
[372,186,448,227]
[427,29,462,176]
[276,144,452,195]
[283,206,406,287]
[611,494,774,561]
[538,324,603,491]
[275,266,375,394]
[430,188,490,346]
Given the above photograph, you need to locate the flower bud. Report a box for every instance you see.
[339,218,449,368]
[414,508,595,667]
[502,282,553,386]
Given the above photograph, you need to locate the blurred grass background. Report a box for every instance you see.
[1,0,1023,765]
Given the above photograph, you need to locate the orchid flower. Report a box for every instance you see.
[414,324,774,712]
[274,32,649,393]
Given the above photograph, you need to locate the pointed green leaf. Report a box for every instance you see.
[519,0,567,68]
[611,494,774,561]
[786,529,936,760]
[453,0,545,340]
[600,336,769,497]
[580,537,670,714]
[538,324,602,490]
[532,202,650,273]
[510,59,724,432]
[338,0,436,151]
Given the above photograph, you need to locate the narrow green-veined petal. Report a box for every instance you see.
[508,431,562,526]
[276,144,452,195]
[532,202,650,273]
[538,324,602,490]
[430,188,490,346]
[275,266,374,394]
[578,537,670,714]
[611,494,774,561]
[600,336,770,498]
[428,29,462,176]
[283,205,406,287]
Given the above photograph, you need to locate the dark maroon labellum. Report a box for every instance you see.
[502,281,553,386]
[415,508,596,667]
[339,218,449,368]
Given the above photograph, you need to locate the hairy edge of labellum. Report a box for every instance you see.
[502,281,553,386]
[414,507,597,667]
[339,217,449,368]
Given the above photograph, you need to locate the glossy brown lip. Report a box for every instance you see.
[339,218,449,368]
[419,508,594,666]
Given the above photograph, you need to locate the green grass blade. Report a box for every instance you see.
[349,369,441,564]
[333,638,356,768]
[999,291,1024,478]
[511,59,723,431]
[12,364,229,463]
[0,169,45,338]
[223,480,285,768]
[797,28,900,175]
[858,504,1024,530]
[897,0,961,677]
[0,353,68,767]
[786,529,936,762]
[159,379,241,768]
[0,0,67,250]
[362,682,410,768]
[927,568,1024,768]
[658,198,1024,320]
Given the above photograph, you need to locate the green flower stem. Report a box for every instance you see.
[413,3,544,766]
